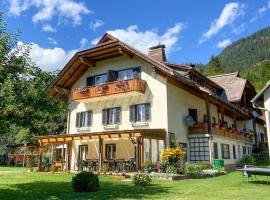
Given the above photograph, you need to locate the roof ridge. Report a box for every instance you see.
[208,72,239,78]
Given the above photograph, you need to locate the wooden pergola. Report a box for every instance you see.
[36,129,166,172]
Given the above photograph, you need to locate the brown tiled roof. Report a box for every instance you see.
[48,33,250,119]
[208,72,247,102]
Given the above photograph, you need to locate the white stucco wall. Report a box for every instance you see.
[68,55,168,134]
[213,136,252,166]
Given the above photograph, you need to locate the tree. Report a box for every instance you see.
[0,11,67,147]
[203,55,224,76]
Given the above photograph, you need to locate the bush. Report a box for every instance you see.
[160,147,186,174]
[72,172,99,192]
[143,160,155,173]
[196,161,213,170]
[132,173,152,186]
[240,155,255,166]
[185,163,202,174]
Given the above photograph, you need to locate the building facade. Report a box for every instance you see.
[37,34,266,172]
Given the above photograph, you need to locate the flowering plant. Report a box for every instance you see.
[160,147,186,174]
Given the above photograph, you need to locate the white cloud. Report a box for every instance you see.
[90,19,104,31]
[231,23,245,34]
[199,3,244,44]
[48,37,58,45]
[250,0,270,23]
[16,41,77,71]
[42,24,56,32]
[79,37,88,49]
[217,39,232,48]
[8,0,30,16]
[8,0,91,25]
[91,23,184,54]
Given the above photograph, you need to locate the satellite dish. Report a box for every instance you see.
[251,111,258,118]
[185,115,195,127]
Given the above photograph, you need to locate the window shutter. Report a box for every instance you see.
[102,109,108,125]
[108,70,118,82]
[133,67,141,78]
[87,111,92,126]
[115,107,121,124]
[145,103,151,121]
[76,113,80,127]
[86,76,94,86]
[130,105,136,122]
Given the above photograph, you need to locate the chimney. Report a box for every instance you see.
[148,44,167,62]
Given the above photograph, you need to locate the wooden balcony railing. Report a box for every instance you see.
[72,78,146,101]
[188,123,252,142]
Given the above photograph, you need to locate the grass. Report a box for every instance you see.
[0,167,269,200]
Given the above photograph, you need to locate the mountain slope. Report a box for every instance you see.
[218,27,270,72]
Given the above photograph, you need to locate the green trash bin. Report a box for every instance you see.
[214,159,224,169]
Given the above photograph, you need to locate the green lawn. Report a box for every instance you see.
[0,167,269,200]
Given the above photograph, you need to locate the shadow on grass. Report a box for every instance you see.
[0,178,170,200]
[249,180,270,186]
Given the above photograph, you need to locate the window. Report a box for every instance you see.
[214,142,219,159]
[238,145,241,158]
[102,107,121,125]
[189,137,209,162]
[233,145,236,159]
[105,144,116,159]
[130,103,151,122]
[118,67,141,81]
[78,145,88,161]
[221,144,230,159]
[118,69,134,80]
[95,74,107,85]
[243,146,247,155]
[188,108,198,123]
[76,111,92,127]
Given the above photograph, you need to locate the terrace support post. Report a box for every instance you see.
[67,141,72,172]
[136,136,143,172]
[98,138,103,173]
[38,142,43,172]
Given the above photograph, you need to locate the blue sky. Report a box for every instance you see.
[1,0,270,71]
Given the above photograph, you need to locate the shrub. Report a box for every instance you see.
[160,147,186,174]
[185,163,202,174]
[132,173,152,186]
[240,155,255,166]
[72,172,99,192]
[143,160,155,173]
[196,161,213,170]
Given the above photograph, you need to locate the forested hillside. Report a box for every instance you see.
[195,26,270,91]
[219,27,270,71]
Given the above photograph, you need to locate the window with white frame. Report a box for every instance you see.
[130,103,150,122]
[76,111,92,128]
[102,107,121,125]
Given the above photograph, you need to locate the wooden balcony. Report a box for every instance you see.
[72,78,146,101]
[188,123,252,142]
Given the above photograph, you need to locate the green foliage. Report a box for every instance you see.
[185,162,213,178]
[132,173,152,186]
[240,155,255,167]
[0,11,67,149]
[72,172,99,192]
[143,160,154,169]
[218,27,270,72]
[196,161,213,170]
[204,55,224,76]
